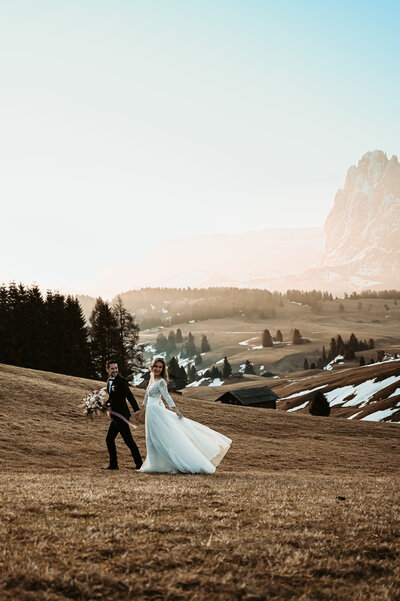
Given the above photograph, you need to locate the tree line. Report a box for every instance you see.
[261,328,306,346]
[155,329,211,360]
[108,287,338,328]
[0,283,143,381]
[347,290,400,300]
[303,333,375,370]
[79,286,400,328]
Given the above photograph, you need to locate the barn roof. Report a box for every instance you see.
[216,386,279,406]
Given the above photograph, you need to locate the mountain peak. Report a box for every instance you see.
[360,149,388,163]
[324,149,400,285]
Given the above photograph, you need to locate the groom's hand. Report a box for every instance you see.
[135,409,144,422]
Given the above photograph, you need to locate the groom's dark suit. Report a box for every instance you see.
[105,374,142,469]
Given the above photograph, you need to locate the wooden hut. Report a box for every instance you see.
[216,386,279,409]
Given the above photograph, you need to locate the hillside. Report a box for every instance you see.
[1,362,399,474]
[138,295,400,360]
[182,356,400,423]
[1,364,399,601]
[276,357,400,421]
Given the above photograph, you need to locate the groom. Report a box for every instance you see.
[102,359,143,470]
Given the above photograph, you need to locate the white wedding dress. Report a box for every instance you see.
[139,376,231,474]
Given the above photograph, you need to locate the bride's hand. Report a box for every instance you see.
[176,410,183,420]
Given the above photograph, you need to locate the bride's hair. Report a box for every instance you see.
[150,357,169,382]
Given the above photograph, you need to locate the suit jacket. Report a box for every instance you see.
[106,375,140,418]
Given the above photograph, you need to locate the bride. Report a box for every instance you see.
[138,357,231,474]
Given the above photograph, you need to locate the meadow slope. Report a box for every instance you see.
[1,363,399,601]
[182,358,400,422]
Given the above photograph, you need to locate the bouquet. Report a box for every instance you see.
[80,387,108,417]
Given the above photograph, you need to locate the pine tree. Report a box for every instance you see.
[175,329,183,343]
[338,303,345,312]
[276,330,283,342]
[222,357,232,378]
[178,365,188,388]
[168,356,180,378]
[344,348,356,360]
[291,328,303,345]
[64,296,93,377]
[186,332,196,357]
[89,298,120,379]
[167,356,180,389]
[310,362,316,369]
[244,360,255,374]
[349,333,358,351]
[195,353,203,366]
[303,358,309,370]
[368,338,375,349]
[210,365,222,379]
[201,335,211,353]
[309,390,331,416]
[359,355,366,366]
[45,290,70,374]
[328,337,337,360]
[321,346,328,365]
[155,332,168,353]
[186,363,197,383]
[336,334,344,355]
[112,296,143,379]
[262,329,273,347]
[167,330,177,354]
[0,285,10,365]
[24,284,47,370]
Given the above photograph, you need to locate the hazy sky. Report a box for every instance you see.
[1,0,399,295]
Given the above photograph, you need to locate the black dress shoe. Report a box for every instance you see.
[135,463,143,470]
[101,466,119,470]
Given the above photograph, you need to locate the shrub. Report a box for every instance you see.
[309,391,331,417]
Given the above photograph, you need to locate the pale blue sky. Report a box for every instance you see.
[1,1,399,293]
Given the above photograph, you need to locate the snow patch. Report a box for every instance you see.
[324,355,344,371]
[348,411,362,420]
[132,373,145,386]
[239,337,258,346]
[187,378,208,388]
[280,384,327,401]
[361,406,400,421]
[287,400,309,412]
[325,375,400,408]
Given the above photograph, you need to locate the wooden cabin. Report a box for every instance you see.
[216,386,279,409]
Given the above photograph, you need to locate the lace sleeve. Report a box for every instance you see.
[160,379,176,408]
[143,377,152,406]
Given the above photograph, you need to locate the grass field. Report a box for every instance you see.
[1,363,399,600]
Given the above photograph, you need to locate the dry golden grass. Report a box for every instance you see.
[1,363,400,600]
